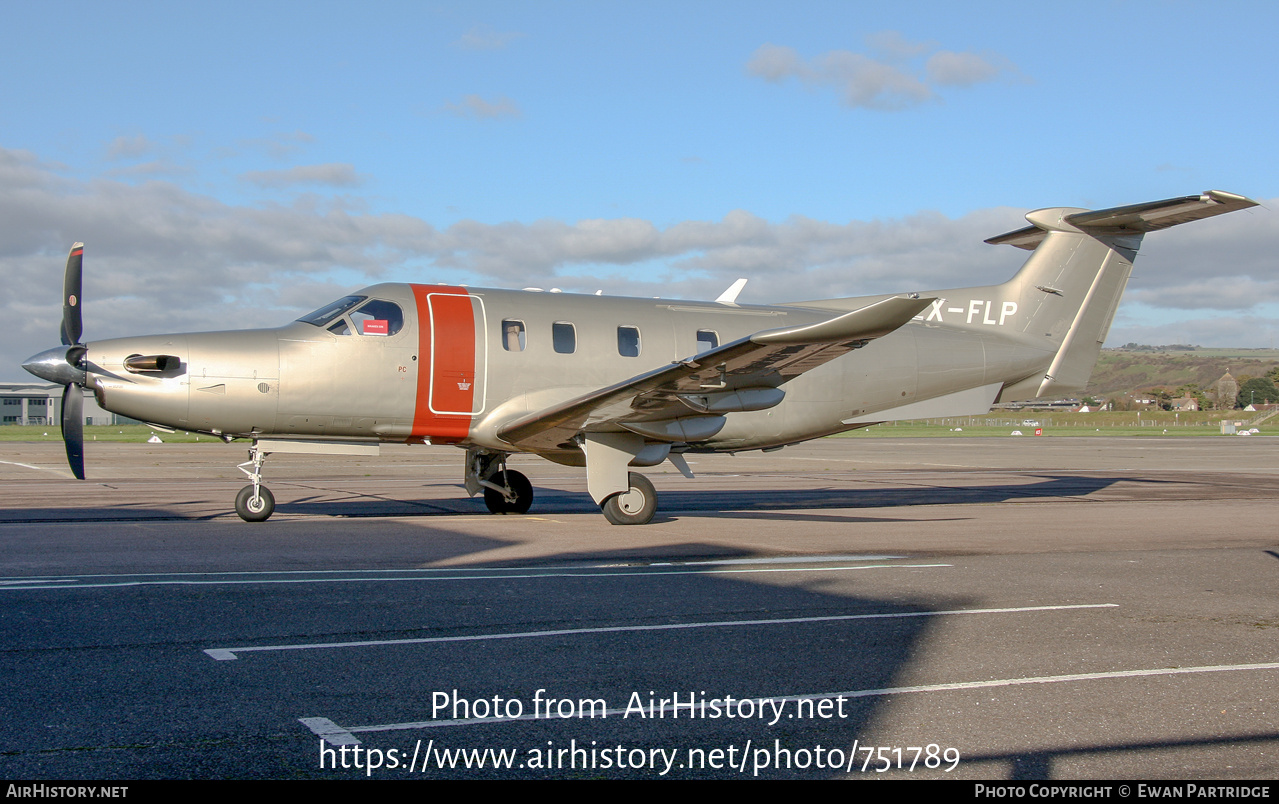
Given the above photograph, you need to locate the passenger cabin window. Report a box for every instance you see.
[617,326,640,357]
[552,322,576,354]
[349,300,404,336]
[696,329,718,353]
[502,320,526,352]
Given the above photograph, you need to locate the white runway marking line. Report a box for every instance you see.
[301,659,1279,745]
[0,555,897,584]
[0,460,74,478]
[0,560,950,592]
[204,603,1106,661]
[650,554,905,566]
[783,456,984,469]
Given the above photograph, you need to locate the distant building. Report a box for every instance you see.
[0,383,134,426]
[1170,396,1199,411]
[1213,370,1238,410]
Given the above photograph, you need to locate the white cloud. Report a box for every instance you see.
[241,163,366,189]
[745,44,807,82]
[105,134,157,161]
[455,25,525,51]
[865,31,934,61]
[442,94,522,119]
[818,50,934,110]
[238,130,317,160]
[104,160,193,180]
[1107,312,1279,350]
[1128,278,1279,311]
[746,33,1018,110]
[925,51,1001,87]
[3,144,1275,381]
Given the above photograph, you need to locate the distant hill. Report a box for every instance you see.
[1085,348,1279,400]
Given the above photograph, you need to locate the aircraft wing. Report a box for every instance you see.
[496,296,933,452]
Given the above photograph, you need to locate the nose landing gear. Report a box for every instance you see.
[234,483,275,522]
[235,445,275,522]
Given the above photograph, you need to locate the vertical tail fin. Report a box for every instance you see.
[989,191,1257,400]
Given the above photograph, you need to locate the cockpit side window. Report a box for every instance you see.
[350,299,404,336]
[299,295,367,328]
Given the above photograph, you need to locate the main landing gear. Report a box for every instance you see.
[466,448,659,523]
[484,468,533,514]
[600,472,657,526]
[467,449,534,515]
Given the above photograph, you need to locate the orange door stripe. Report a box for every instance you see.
[410,284,474,442]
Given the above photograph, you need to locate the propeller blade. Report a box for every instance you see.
[60,242,84,346]
[62,384,85,480]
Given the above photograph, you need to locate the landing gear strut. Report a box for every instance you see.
[467,449,534,515]
[235,444,275,522]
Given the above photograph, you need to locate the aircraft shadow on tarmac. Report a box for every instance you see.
[965,732,1279,780]
[0,527,960,779]
[273,472,1161,523]
[1,473,1175,524]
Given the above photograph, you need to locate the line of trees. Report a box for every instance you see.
[1237,376,1279,407]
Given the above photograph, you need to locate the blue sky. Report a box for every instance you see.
[3,1,1277,380]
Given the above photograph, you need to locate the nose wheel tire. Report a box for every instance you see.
[601,472,657,525]
[484,469,533,515]
[235,485,275,522]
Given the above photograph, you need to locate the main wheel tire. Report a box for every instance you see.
[483,469,533,515]
[235,484,275,522]
[600,472,657,525]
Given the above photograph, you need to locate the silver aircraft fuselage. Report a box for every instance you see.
[80,282,1046,452]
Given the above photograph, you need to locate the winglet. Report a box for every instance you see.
[716,278,748,304]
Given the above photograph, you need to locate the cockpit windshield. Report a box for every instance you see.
[298,295,405,337]
[298,296,367,328]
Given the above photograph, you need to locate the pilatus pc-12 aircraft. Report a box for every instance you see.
[23,190,1257,524]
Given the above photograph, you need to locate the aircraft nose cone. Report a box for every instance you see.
[22,346,84,385]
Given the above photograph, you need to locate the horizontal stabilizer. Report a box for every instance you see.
[986,190,1258,250]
